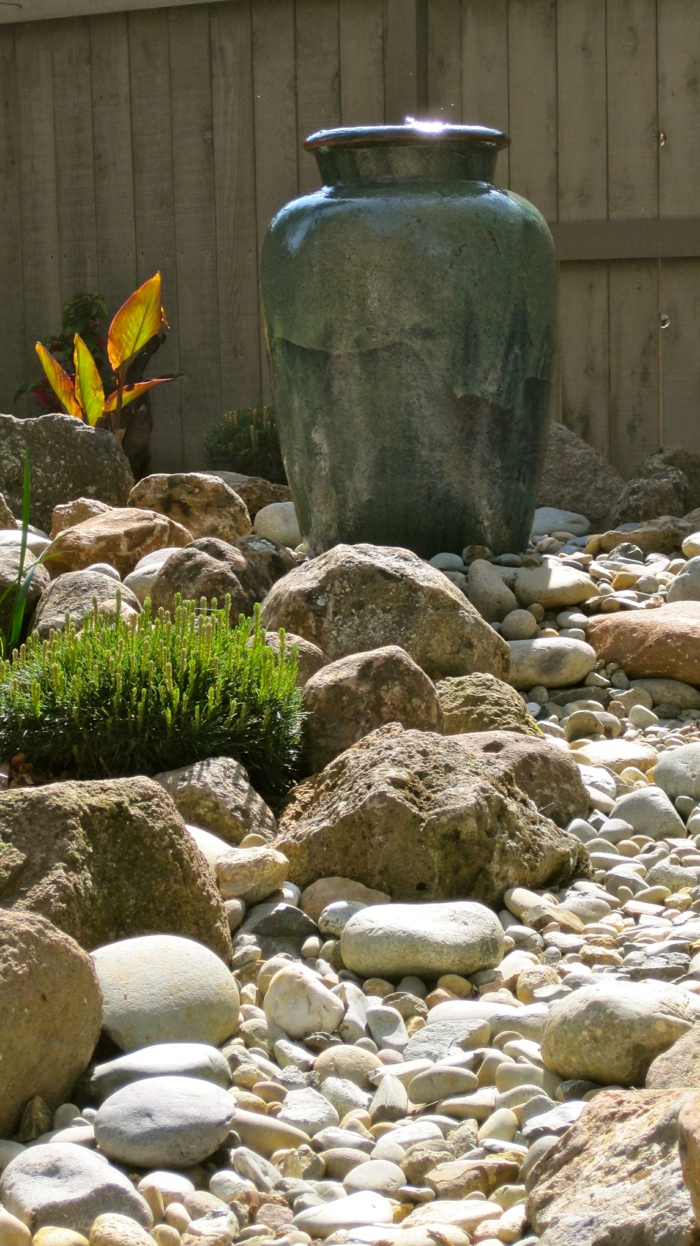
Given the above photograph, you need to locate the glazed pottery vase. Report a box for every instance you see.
[261,122,557,557]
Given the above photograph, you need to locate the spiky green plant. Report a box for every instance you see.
[204,405,287,484]
[0,597,303,805]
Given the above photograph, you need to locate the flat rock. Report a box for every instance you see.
[573,737,658,773]
[340,901,504,979]
[85,1043,231,1103]
[260,543,510,681]
[587,602,700,684]
[0,1144,152,1236]
[435,672,540,738]
[153,756,276,844]
[514,564,598,609]
[453,730,589,827]
[277,1086,339,1136]
[275,724,588,906]
[94,1075,236,1168]
[508,638,597,689]
[531,507,591,537]
[127,473,252,543]
[403,1019,491,1062]
[91,934,240,1051]
[46,508,191,578]
[293,1191,393,1237]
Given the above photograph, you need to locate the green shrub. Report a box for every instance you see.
[0,597,303,806]
[205,405,287,484]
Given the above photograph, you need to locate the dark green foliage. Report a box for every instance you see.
[15,292,111,414]
[204,405,287,484]
[0,597,303,805]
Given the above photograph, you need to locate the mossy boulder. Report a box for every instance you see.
[435,671,541,737]
[0,777,232,962]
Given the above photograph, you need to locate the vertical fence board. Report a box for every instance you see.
[427,0,461,121]
[296,0,341,193]
[658,0,700,217]
[606,0,658,220]
[507,0,557,220]
[339,0,385,125]
[556,0,607,222]
[129,8,183,470]
[51,19,99,304]
[383,0,421,123]
[90,12,138,315]
[0,28,26,409]
[558,261,610,457]
[661,259,700,451]
[609,260,660,473]
[211,0,261,415]
[461,0,509,184]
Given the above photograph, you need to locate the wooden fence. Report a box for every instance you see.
[1,0,699,476]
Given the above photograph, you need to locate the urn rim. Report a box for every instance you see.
[305,121,511,153]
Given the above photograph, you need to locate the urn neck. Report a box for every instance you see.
[305,122,509,188]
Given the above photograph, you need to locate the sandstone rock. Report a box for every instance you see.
[92,934,240,1051]
[30,571,141,638]
[541,980,700,1086]
[215,845,288,905]
[0,490,17,529]
[150,537,268,615]
[467,560,517,622]
[0,1145,152,1236]
[302,645,443,772]
[573,737,658,773]
[0,414,134,533]
[128,473,252,543]
[588,601,700,683]
[258,630,325,688]
[435,673,540,737]
[0,911,102,1138]
[153,757,276,844]
[300,877,390,923]
[514,564,598,609]
[508,637,597,689]
[0,777,232,960]
[647,1029,700,1089]
[610,468,689,527]
[50,498,111,538]
[47,509,191,578]
[528,1087,699,1246]
[656,744,700,800]
[94,1075,236,1168]
[452,731,589,827]
[254,501,301,548]
[86,1043,231,1102]
[263,963,344,1038]
[678,1091,700,1223]
[537,423,625,533]
[88,1213,157,1246]
[260,544,509,681]
[341,901,504,980]
[206,472,291,518]
[275,724,588,905]
[0,546,50,636]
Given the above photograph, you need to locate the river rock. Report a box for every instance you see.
[531,506,591,537]
[302,644,442,772]
[263,963,344,1038]
[91,934,240,1051]
[587,601,700,684]
[402,1018,491,1061]
[215,845,288,905]
[128,473,252,543]
[94,1075,236,1168]
[0,777,232,960]
[0,414,134,533]
[466,560,517,622]
[0,1144,152,1235]
[277,1086,339,1136]
[88,1213,156,1246]
[453,730,589,826]
[514,564,598,609]
[275,724,587,904]
[508,637,597,689]
[122,548,179,604]
[85,1043,232,1103]
[260,543,509,680]
[253,501,301,548]
[293,1191,393,1237]
[574,737,658,773]
[313,1045,382,1089]
[0,546,50,636]
[537,423,624,533]
[29,571,141,638]
[300,877,390,923]
[340,901,504,979]
[232,1109,309,1157]
[343,1159,405,1196]
[149,537,267,616]
[435,672,540,737]
[667,555,700,603]
[46,509,191,578]
[656,744,700,800]
[630,678,700,710]
[528,1088,698,1246]
[153,756,276,844]
[610,786,686,840]
[541,980,700,1086]
[0,911,102,1138]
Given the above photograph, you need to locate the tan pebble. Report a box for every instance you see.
[363,978,394,997]
[165,1206,191,1233]
[138,1175,195,1210]
[139,1186,165,1223]
[515,965,558,1004]
[406,1017,426,1036]
[254,1080,287,1103]
[32,1232,89,1246]
[0,1207,31,1246]
[437,974,472,998]
[340,1109,373,1130]
[425,988,457,1008]
[150,1229,180,1246]
[88,1214,157,1246]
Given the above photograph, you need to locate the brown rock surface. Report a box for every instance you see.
[153,755,277,844]
[678,1091,700,1225]
[537,422,625,533]
[0,778,232,961]
[207,471,291,518]
[234,534,296,588]
[641,447,700,511]
[0,909,103,1137]
[0,491,17,529]
[610,468,689,527]
[528,1088,700,1246]
[30,571,141,638]
[128,473,252,543]
[436,672,541,737]
[50,498,111,538]
[587,515,696,556]
[260,543,510,681]
[0,547,50,636]
[47,509,191,578]
[299,876,390,922]
[275,723,587,904]
[302,644,443,772]
[587,601,700,684]
[453,730,589,827]
[150,537,268,616]
[259,631,325,688]
[647,1029,700,1089]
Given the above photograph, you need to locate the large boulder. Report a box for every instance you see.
[259,544,510,681]
[128,473,252,543]
[275,724,588,905]
[610,467,689,527]
[647,1028,700,1089]
[587,601,700,684]
[0,910,103,1138]
[30,571,141,638]
[641,447,700,511]
[537,422,625,534]
[152,756,276,843]
[435,672,540,737]
[453,731,589,826]
[46,509,191,578]
[0,547,50,636]
[527,1088,699,1246]
[0,777,232,961]
[302,645,443,772]
[0,413,134,534]
[50,497,111,537]
[150,537,268,615]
